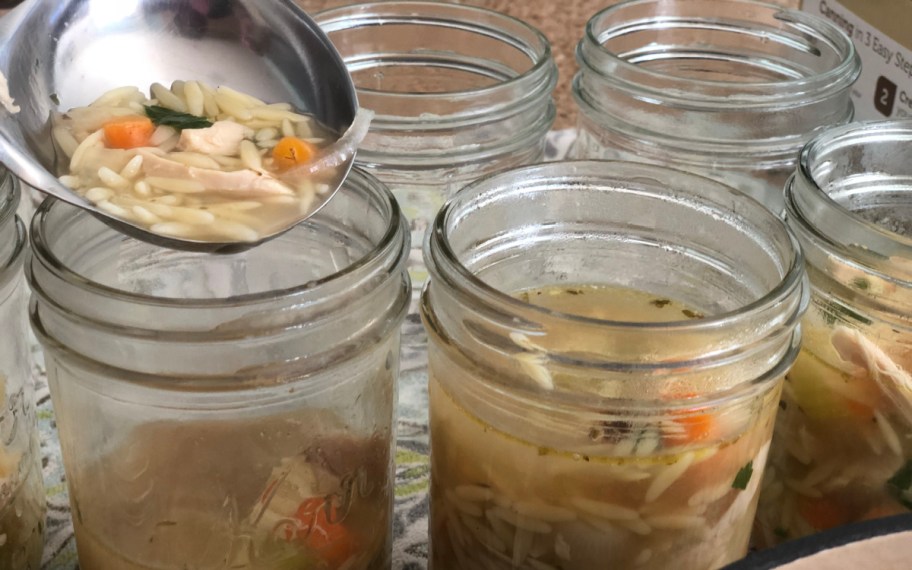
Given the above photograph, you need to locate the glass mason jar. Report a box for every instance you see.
[571,0,860,214]
[315,1,557,293]
[756,121,912,546]
[422,160,807,569]
[27,169,410,570]
[0,171,45,569]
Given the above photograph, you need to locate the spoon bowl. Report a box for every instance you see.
[0,0,356,253]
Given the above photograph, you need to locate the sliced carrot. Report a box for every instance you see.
[662,391,717,446]
[797,497,851,531]
[102,115,154,149]
[666,412,714,445]
[272,136,316,170]
[291,497,356,567]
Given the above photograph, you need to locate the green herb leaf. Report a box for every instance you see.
[49,93,60,106]
[144,105,213,130]
[732,461,753,490]
[887,460,912,509]
[682,308,705,320]
[852,277,871,291]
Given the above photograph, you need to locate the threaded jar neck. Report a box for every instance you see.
[423,160,807,412]
[574,0,860,158]
[786,120,912,322]
[27,168,410,386]
[316,1,557,175]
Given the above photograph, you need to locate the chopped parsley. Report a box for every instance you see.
[650,298,672,308]
[732,461,754,490]
[886,460,912,509]
[852,277,871,291]
[49,93,60,106]
[144,105,213,130]
[682,308,705,320]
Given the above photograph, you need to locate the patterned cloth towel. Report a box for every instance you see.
[36,130,577,569]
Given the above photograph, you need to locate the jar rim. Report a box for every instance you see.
[427,160,805,333]
[315,1,555,115]
[29,168,406,308]
[787,119,912,272]
[581,0,860,105]
[424,160,807,410]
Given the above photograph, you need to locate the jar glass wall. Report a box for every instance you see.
[422,161,807,569]
[0,171,45,569]
[571,0,860,213]
[756,120,912,545]
[315,1,557,293]
[28,169,410,570]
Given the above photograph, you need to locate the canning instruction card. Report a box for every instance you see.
[803,0,912,120]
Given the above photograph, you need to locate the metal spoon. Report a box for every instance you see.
[0,0,356,253]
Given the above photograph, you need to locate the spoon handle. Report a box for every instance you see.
[0,130,88,208]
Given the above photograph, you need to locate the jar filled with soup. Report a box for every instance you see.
[422,161,807,569]
[571,0,860,214]
[0,171,45,569]
[27,168,410,569]
[315,1,557,295]
[755,121,912,545]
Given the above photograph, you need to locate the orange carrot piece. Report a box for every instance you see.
[797,497,851,531]
[272,136,316,170]
[103,116,154,149]
[291,498,356,566]
[666,412,714,445]
[662,391,716,446]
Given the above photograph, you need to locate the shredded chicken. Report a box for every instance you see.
[139,150,293,196]
[831,326,912,425]
[177,120,249,156]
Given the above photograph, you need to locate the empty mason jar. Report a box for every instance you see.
[316,1,557,293]
[0,171,45,569]
[28,169,409,570]
[572,0,860,213]
[756,120,912,545]
[422,161,807,569]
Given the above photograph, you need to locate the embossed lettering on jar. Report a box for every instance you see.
[316,1,557,292]
[28,169,410,570]
[422,161,807,569]
[756,121,912,545]
[572,0,860,213]
[0,169,45,570]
